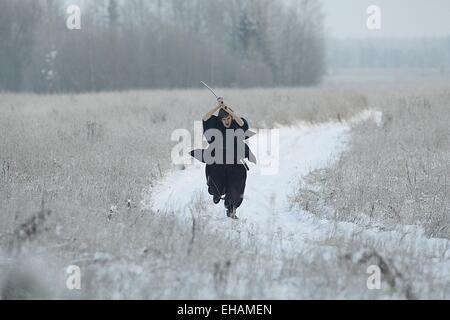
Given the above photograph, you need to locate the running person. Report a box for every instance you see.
[193,97,255,219]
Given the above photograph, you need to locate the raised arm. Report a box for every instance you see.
[202,97,224,121]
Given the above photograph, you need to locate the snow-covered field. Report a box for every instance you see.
[0,88,448,299]
[144,110,449,299]
[145,111,375,247]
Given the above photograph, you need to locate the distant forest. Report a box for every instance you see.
[0,0,326,93]
[327,37,450,72]
[1,0,449,93]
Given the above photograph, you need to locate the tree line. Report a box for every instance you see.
[0,0,326,93]
[327,37,450,72]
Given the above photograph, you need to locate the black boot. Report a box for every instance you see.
[231,207,238,220]
[226,207,238,220]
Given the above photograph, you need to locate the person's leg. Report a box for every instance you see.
[206,164,226,203]
[225,164,247,211]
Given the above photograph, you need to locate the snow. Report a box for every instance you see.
[142,109,449,285]
[144,120,350,218]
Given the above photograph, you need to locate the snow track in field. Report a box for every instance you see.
[144,116,351,224]
[142,110,449,283]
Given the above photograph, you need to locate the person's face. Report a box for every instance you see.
[221,115,233,128]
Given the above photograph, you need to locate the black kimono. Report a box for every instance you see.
[190,115,256,211]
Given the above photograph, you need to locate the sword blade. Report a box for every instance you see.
[201,81,219,100]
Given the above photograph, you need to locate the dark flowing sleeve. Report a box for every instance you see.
[241,117,249,132]
[203,115,218,133]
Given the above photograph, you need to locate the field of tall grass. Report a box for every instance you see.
[293,87,450,239]
[0,86,448,299]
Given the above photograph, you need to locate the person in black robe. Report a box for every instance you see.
[190,97,256,219]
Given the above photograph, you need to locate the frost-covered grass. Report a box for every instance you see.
[0,86,448,299]
[0,87,366,238]
[293,87,450,239]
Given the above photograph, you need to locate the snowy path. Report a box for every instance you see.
[142,110,449,269]
[144,116,350,226]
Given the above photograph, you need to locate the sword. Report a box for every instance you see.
[201,81,222,103]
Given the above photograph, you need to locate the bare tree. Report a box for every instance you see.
[0,0,41,91]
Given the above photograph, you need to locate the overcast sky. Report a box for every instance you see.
[321,0,450,38]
